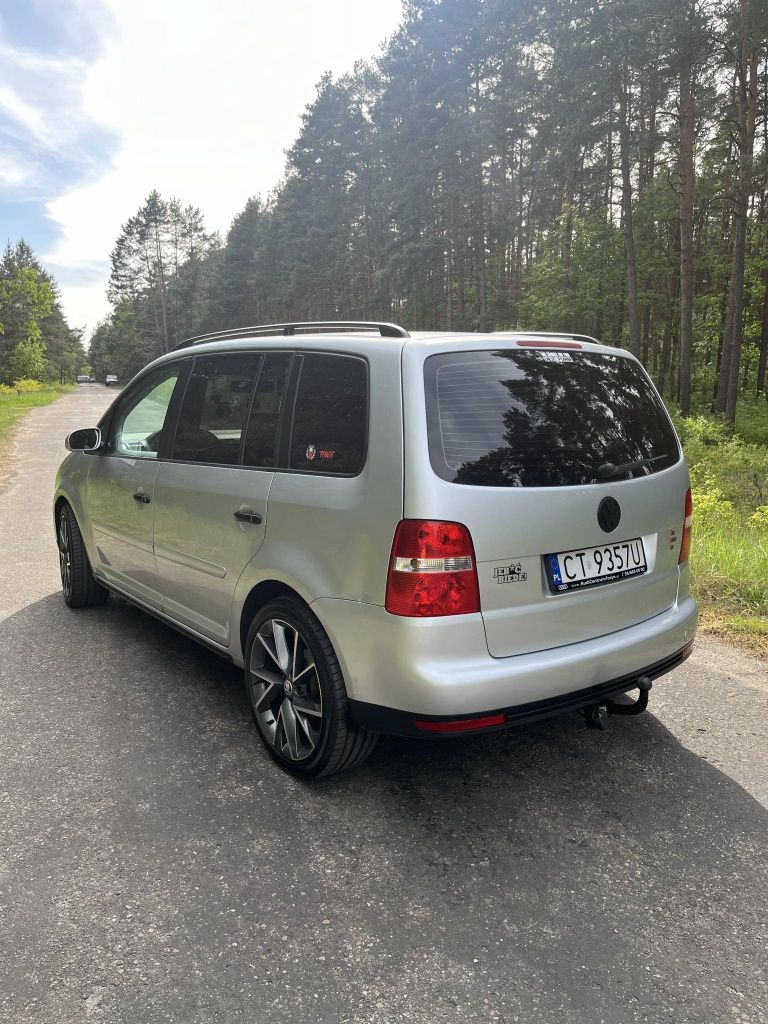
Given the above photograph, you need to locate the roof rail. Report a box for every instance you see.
[492,330,601,345]
[173,320,409,351]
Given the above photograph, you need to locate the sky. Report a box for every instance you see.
[0,0,403,336]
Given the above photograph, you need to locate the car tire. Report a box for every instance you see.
[57,503,109,608]
[244,597,378,779]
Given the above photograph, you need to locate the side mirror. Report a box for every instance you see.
[65,427,102,452]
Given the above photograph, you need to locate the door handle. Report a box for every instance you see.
[234,509,262,525]
[133,492,151,504]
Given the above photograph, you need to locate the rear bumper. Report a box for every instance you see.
[311,594,698,719]
[349,641,694,737]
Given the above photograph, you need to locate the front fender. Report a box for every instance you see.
[53,452,94,559]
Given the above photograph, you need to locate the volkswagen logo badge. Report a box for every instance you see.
[597,496,621,533]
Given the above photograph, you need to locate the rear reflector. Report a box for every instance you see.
[385,519,480,616]
[517,340,583,349]
[414,713,507,733]
[678,488,693,564]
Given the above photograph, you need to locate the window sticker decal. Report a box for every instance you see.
[305,444,317,461]
[538,350,573,363]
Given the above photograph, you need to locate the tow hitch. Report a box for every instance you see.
[582,676,652,730]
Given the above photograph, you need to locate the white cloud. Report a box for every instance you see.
[0,151,37,187]
[0,39,102,152]
[57,282,112,335]
[0,84,48,142]
[42,0,403,336]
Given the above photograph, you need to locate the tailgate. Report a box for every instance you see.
[408,342,688,659]
[473,476,685,657]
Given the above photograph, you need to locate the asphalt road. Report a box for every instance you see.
[1,385,767,1024]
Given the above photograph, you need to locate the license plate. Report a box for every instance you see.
[545,538,647,593]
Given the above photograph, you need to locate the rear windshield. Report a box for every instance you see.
[424,349,680,487]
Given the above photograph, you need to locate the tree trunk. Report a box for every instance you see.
[660,243,680,398]
[456,199,466,323]
[678,55,695,415]
[618,68,642,357]
[474,75,488,331]
[639,55,660,369]
[757,265,768,394]
[716,0,758,422]
[605,104,614,213]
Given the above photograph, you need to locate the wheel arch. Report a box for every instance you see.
[53,492,72,533]
[54,489,98,572]
[238,580,312,663]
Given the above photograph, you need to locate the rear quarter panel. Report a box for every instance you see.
[229,342,405,662]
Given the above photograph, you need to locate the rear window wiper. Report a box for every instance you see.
[596,454,668,481]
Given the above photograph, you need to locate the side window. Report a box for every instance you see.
[289,355,367,475]
[109,364,181,459]
[242,353,292,468]
[171,354,261,465]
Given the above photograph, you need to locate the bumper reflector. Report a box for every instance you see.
[413,713,507,733]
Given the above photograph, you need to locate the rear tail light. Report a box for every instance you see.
[385,519,481,617]
[678,488,693,564]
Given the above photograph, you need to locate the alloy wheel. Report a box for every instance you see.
[58,512,72,599]
[249,618,323,762]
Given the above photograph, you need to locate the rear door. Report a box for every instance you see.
[414,345,688,658]
[153,351,291,645]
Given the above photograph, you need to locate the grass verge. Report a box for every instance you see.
[692,520,768,615]
[697,609,768,658]
[0,385,75,493]
[676,408,768,656]
[692,522,768,656]
[0,384,74,457]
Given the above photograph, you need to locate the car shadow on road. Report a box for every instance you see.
[2,590,765,816]
[3,590,768,1020]
[4,589,766,859]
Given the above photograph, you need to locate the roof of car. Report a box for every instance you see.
[165,322,627,361]
[128,324,633,394]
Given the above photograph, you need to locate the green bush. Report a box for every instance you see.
[12,378,44,394]
[735,397,768,446]
[8,340,46,383]
[0,379,45,395]
[691,475,736,526]
[678,423,768,514]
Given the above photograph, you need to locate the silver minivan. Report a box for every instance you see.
[55,321,697,777]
